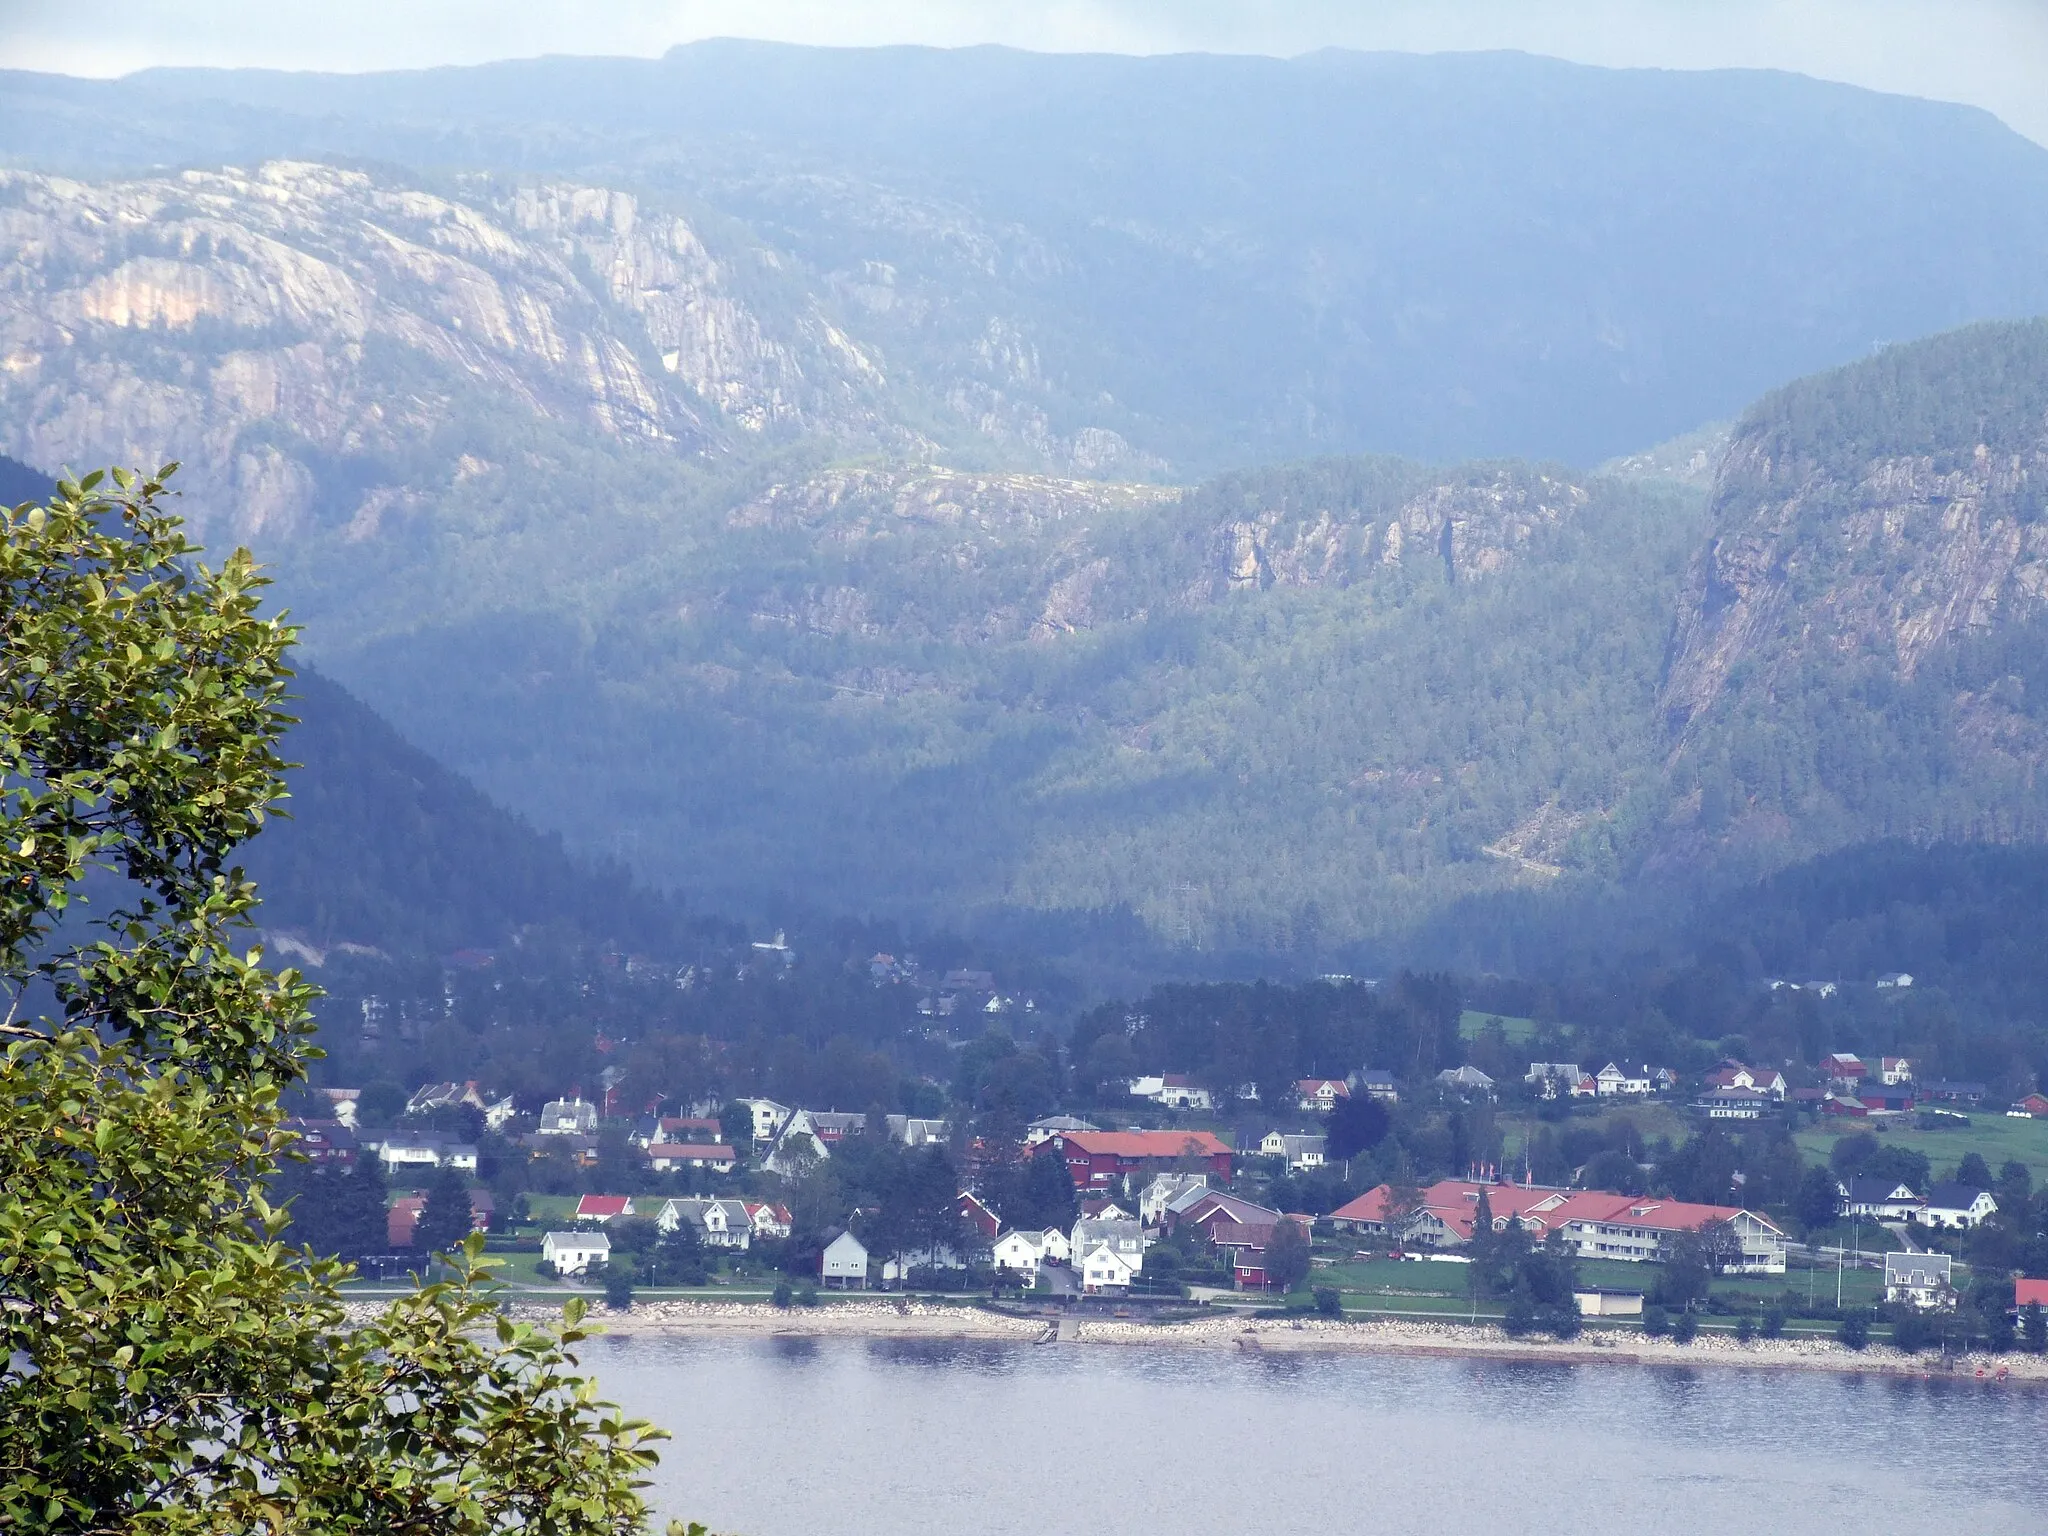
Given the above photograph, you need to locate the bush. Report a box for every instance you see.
[1313,1286,1344,1318]
[772,1280,793,1309]
[1890,1310,1936,1353]
[1502,1293,1537,1338]
[1642,1305,1670,1338]
[1672,1310,1698,1345]
[1761,1308,1786,1339]
[1544,1304,1581,1341]
[1838,1310,1871,1350]
[1734,1315,1755,1344]
[797,1283,819,1307]
[602,1269,634,1311]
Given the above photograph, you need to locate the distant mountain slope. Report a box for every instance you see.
[4,46,2048,473]
[249,669,693,958]
[1658,319,2048,871]
[328,453,1703,948]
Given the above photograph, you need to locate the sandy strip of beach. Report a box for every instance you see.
[378,1297,2048,1382]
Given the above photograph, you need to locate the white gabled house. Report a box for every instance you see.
[1595,1063,1652,1098]
[542,1230,610,1276]
[537,1097,598,1136]
[1919,1184,1997,1230]
[820,1230,870,1289]
[657,1197,753,1248]
[1258,1131,1328,1170]
[1078,1243,1139,1294]
[991,1229,1047,1279]
[1139,1172,1208,1226]
[1884,1251,1954,1309]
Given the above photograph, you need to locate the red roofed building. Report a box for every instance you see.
[1295,1078,1351,1112]
[956,1190,1001,1239]
[1045,1130,1233,1188]
[2016,1278,2048,1309]
[574,1194,635,1223]
[1331,1178,1787,1272]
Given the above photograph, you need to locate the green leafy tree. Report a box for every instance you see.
[0,468,672,1531]
[1795,1163,1843,1234]
[1263,1217,1313,1293]
[2023,1301,2046,1354]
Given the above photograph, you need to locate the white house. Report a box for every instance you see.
[1919,1184,1997,1230]
[1071,1217,1146,1276]
[1078,1242,1139,1294]
[646,1143,737,1173]
[537,1098,598,1136]
[1838,1177,1925,1221]
[1038,1226,1071,1263]
[1878,1057,1914,1086]
[1127,1074,1213,1111]
[483,1094,519,1131]
[743,1201,793,1239]
[1875,973,1915,990]
[821,1230,870,1289]
[1027,1114,1099,1145]
[1295,1078,1350,1112]
[761,1112,830,1176]
[1139,1172,1208,1226]
[1884,1251,1954,1309]
[1355,1070,1400,1102]
[1259,1132,1328,1170]
[1595,1063,1653,1098]
[1436,1066,1495,1097]
[991,1229,1047,1279]
[737,1098,793,1143]
[542,1230,610,1276]
[371,1134,477,1173]
[657,1197,753,1248]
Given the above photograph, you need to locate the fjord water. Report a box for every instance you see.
[594,1336,2046,1534]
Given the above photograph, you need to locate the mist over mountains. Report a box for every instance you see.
[6,44,2048,963]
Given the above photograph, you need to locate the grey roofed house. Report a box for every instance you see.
[657,1196,754,1248]
[537,1097,598,1136]
[1027,1114,1100,1143]
[1436,1065,1495,1095]
[1884,1250,1954,1307]
[1070,1216,1146,1264]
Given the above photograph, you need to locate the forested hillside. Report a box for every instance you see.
[1658,318,2048,878]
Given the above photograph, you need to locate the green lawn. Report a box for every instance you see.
[1318,1257,1469,1296]
[1795,1114,2048,1179]
[1460,1010,1538,1044]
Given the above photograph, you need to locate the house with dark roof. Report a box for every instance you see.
[1838,1176,1924,1220]
[1920,1184,1997,1230]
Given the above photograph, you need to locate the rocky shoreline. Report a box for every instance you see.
[352,1297,2048,1382]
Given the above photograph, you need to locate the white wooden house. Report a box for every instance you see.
[542,1230,610,1276]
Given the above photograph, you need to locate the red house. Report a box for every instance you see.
[1046,1130,1233,1188]
[955,1190,1000,1239]
[2016,1278,2048,1309]
[574,1194,635,1222]
[2012,1093,2048,1118]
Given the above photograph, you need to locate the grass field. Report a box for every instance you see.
[1460,1010,1539,1043]
[1795,1113,2048,1179]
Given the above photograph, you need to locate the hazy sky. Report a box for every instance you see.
[5,0,2046,145]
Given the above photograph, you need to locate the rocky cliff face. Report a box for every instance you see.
[0,159,1177,549]
[1202,466,1590,599]
[1664,412,2048,733]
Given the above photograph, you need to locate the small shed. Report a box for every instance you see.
[1574,1288,1645,1318]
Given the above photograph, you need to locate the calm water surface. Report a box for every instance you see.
[590,1333,2048,1536]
